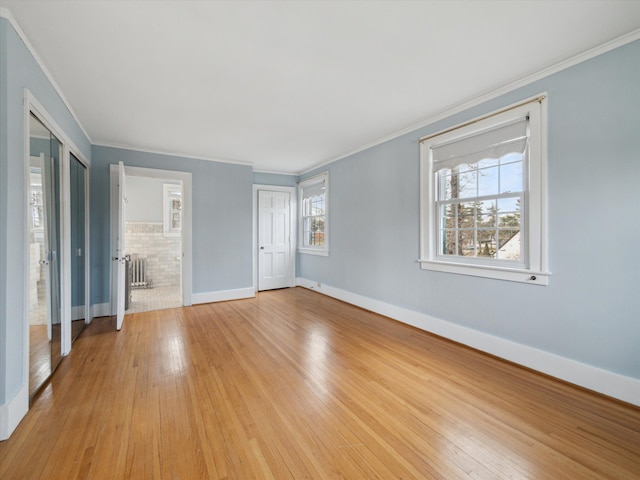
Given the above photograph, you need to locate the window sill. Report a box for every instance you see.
[299,248,329,257]
[418,259,550,285]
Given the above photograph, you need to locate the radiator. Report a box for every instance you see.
[130,257,152,288]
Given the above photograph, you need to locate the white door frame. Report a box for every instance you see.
[110,165,193,314]
[253,185,296,292]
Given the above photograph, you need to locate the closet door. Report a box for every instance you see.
[28,113,62,399]
[70,153,87,341]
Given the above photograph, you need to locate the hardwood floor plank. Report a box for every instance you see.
[1,287,639,479]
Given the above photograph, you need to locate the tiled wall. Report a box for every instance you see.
[125,222,181,287]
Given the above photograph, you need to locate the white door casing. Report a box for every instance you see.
[110,165,192,316]
[258,190,293,291]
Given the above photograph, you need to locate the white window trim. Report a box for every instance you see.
[298,172,329,256]
[419,95,550,285]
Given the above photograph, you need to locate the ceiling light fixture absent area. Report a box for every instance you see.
[2,1,640,174]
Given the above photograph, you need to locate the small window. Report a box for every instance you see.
[163,183,182,237]
[419,97,549,284]
[299,173,329,256]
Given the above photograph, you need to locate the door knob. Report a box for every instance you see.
[260,246,264,250]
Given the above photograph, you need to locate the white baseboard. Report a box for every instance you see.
[0,384,28,441]
[91,302,111,318]
[71,305,86,321]
[296,277,640,406]
[192,287,255,305]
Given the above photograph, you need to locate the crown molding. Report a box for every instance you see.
[299,27,640,176]
[252,168,298,176]
[92,141,253,168]
[0,7,93,144]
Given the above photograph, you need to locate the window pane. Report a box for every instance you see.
[500,161,523,194]
[496,229,520,260]
[477,229,494,257]
[313,216,325,246]
[303,217,312,246]
[477,199,496,227]
[478,166,499,197]
[440,205,458,229]
[458,202,475,230]
[311,196,325,216]
[477,157,499,169]
[498,212,520,228]
[439,227,457,255]
[458,229,475,256]
[302,214,325,247]
[498,197,520,214]
[456,170,477,198]
[311,216,324,234]
[441,172,452,200]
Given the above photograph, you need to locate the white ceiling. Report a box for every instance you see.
[4,1,640,174]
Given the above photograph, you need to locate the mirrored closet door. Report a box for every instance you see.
[28,113,62,399]
[70,153,87,341]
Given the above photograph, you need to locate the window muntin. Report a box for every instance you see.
[420,97,549,285]
[299,173,328,255]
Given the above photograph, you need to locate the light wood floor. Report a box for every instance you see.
[30,320,86,397]
[2,287,639,479]
[29,324,52,396]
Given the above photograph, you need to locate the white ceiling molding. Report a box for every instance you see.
[91,141,252,168]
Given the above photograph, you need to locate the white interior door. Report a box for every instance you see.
[258,190,292,291]
[115,161,127,330]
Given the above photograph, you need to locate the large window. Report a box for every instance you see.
[419,96,549,284]
[299,173,328,256]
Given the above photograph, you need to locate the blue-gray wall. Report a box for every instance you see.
[298,39,640,380]
[90,146,254,305]
[0,17,91,406]
[253,171,297,187]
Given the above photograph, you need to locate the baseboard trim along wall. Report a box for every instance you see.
[192,287,255,305]
[296,278,640,407]
[0,384,28,441]
[91,303,111,318]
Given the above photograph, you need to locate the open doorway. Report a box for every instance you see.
[125,176,182,313]
[110,165,192,318]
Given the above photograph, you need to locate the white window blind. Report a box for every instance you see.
[432,118,528,172]
[302,179,325,200]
